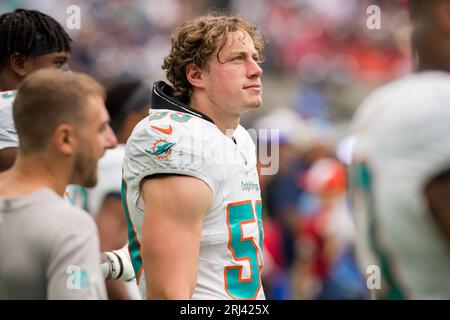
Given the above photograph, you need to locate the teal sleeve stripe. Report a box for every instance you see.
[121,180,143,282]
[256,201,263,251]
[353,163,405,299]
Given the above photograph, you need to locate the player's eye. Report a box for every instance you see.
[253,55,264,64]
[54,60,67,68]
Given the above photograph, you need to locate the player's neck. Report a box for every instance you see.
[189,93,240,136]
[209,111,240,137]
[7,153,68,197]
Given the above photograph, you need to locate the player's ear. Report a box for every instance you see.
[9,53,30,77]
[186,64,205,89]
[53,123,77,156]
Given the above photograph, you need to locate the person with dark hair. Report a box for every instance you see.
[122,13,267,299]
[0,69,117,299]
[0,8,72,171]
[350,0,450,299]
[88,80,150,300]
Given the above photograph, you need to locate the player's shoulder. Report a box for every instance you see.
[352,72,450,133]
[351,76,407,132]
[360,71,450,108]
[148,108,208,132]
[130,108,214,149]
[0,91,17,108]
[42,189,93,222]
[369,72,450,118]
[28,189,96,235]
[0,91,16,120]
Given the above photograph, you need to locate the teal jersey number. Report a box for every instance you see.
[149,111,168,121]
[225,200,263,299]
[170,112,191,122]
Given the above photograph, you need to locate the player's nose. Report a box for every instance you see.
[105,125,118,150]
[247,58,263,78]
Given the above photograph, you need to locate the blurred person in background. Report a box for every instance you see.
[255,108,310,299]
[350,0,450,299]
[88,80,151,300]
[0,9,72,171]
[256,108,334,299]
[0,69,116,299]
[293,158,366,300]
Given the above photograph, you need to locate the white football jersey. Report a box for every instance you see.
[0,91,19,150]
[350,71,450,299]
[122,108,265,300]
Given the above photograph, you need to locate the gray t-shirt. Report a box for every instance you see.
[0,188,107,299]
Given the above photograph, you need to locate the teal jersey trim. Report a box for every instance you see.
[121,179,142,282]
[351,163,405,299]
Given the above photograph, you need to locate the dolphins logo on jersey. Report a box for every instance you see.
[145,139,176,159]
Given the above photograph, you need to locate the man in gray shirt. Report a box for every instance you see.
[0,69,117,299]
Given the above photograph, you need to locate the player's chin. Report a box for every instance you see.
[247,98,262,109]
[82,175,98,188]
[80,168,98,188]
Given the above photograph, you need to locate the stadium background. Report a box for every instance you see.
[1,0,412,299]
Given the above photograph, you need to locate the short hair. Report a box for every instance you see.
[13,69,105,154]
[0,9,72,69]
[162,12,266,101]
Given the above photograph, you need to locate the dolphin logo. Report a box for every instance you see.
[145,140,176,158]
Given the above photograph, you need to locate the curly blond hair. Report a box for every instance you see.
[162,13,266,100]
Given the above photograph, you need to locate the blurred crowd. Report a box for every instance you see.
[0,0,414,299]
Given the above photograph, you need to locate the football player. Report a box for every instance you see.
[349,0,450,299]
[122,13,267,299]
[0,9,71,171]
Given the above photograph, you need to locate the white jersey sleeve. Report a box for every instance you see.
[0,91,19,150]
[123,111,221,203]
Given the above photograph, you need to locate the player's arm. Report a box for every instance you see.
[95,194,130,299]
[425,168,450,248]
[0,147,16,172]
[141,174,212,299]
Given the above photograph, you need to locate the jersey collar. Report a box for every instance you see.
[151,81,215,124]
